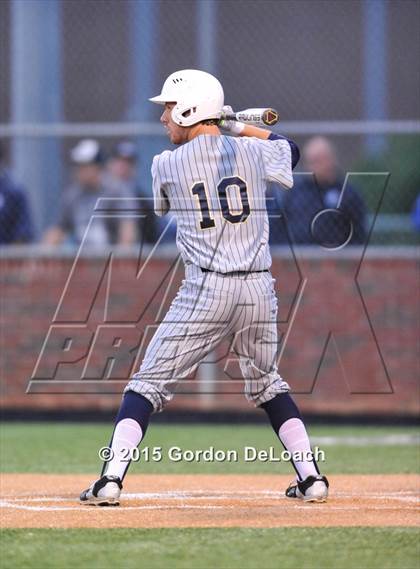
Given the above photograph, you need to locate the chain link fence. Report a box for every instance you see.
[0,0,419,417]
[0,0,419,246]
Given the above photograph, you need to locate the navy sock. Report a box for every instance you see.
[260,393,302,432]
[261,393,320,479]
[101,391,154,478]
[115,390,154,427]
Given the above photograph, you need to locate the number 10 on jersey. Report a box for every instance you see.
[191,175,250,229]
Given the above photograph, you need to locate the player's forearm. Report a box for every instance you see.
[238,125,271,140]
[220,110,300,168]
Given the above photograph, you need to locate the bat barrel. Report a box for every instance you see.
[223,108,279,126]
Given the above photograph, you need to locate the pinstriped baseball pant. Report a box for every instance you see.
[125,264,290,412]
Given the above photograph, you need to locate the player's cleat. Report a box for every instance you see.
[80,475,123,506]
[285,475,329,502]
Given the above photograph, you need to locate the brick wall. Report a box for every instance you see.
[1,247,418,418]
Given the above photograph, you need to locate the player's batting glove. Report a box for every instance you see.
[219,105,245,135]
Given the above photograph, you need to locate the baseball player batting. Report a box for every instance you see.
[80,69,329,505]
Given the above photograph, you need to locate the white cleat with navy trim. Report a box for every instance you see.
[285,475,329,503]
[80,475,122,506]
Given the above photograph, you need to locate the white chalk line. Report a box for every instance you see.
[312,434,420,446]
[1,488,419,513]
[0,502,229,512]
[1,501,418,514]
[2,490,419,503]
[2,491,285,503]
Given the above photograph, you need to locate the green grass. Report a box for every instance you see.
[1,528,419,569]
[1,422,419,475]
[1,423,419,569]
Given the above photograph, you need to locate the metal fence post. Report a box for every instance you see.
[128,0,162,200]
[10,0,62,236]
[363,0,388,157]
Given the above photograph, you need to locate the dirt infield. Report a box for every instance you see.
[1,474,419,528]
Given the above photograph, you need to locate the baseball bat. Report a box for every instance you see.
[222,108,279,126]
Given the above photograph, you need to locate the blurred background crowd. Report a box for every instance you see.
[0,0,419,250]
[1,134,379,249]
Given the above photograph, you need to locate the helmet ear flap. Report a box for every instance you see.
[171,104,198,127]
[171,104,183,126]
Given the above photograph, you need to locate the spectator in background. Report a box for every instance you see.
[0,143,34,244]
[107,141,157,243]
[44,139,136,246]
[269,136,367,247]
[411,193,420,232]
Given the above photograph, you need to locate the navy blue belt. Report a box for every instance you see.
[200,267,268,276]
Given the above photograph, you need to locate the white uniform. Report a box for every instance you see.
[126,134,293,411]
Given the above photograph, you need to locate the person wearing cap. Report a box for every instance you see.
[43,139,136,246]
[106,141,157,244]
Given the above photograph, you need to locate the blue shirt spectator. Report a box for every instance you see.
[268,136,367,248]
[411,194,420,232]
[0,168,34,244]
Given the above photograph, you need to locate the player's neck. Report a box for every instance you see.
[187,124,221,141]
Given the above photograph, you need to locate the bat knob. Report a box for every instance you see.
[262,109,279,126]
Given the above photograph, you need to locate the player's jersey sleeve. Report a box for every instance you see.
[151,152,171,216]
[258,138,294,189]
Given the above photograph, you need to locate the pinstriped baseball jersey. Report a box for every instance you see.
[126,133,293,412]
[152,134,293,272]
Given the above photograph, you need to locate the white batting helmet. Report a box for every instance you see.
[149,69,224,127]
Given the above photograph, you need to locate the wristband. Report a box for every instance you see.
[220,120,245,135]
[229,121,245,135]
